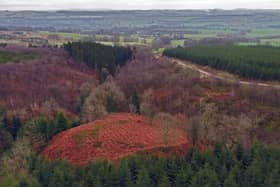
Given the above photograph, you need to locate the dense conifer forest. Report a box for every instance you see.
[4,141,280,187]
[163,45,280,80]
[63,42,132,79]
[31,144,280,187]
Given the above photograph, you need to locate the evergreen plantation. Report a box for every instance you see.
[163,45,280,81]
[14,143,280,187]
[63,42,132,80]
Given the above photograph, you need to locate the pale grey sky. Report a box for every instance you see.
[0,0,279,10]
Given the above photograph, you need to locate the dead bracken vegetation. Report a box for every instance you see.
[42,113,189,165]
[0,46,97,120]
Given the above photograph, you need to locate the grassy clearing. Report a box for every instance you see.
[73,124,103,143]
[72,119,130,146]
[0,51,38,64]
[115,119,130,125]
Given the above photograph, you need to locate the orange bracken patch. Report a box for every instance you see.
[41,113,189,165]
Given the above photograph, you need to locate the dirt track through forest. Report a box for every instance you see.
[161,56,280,90]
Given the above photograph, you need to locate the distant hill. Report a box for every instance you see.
[0,10,279,36]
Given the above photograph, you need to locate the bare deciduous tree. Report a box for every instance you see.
[152,113,180,146]
[81,80,127,122]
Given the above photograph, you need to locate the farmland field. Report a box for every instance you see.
[171,40,185,47]
[246,29,280,38]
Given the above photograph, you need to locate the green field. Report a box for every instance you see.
[237,42,259,46]
[38,31,87,40]
[247,29,280,38]
[171,40,185,47]
[260,38,280,47]
[0,51,38,64]
[238,38,280,47]
[183,31,218,40]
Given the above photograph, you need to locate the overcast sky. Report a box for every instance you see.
[0,0,280,10]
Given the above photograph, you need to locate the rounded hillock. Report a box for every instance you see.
[42,113,189,165]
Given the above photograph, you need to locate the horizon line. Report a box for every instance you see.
[0,8,280,12]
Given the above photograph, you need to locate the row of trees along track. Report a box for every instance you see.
[163,45,280,81]
[64,42,133,81]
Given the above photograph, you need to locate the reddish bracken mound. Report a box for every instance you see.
[42,113,189,165]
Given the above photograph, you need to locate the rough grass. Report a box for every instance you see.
[115,119,130,125]
[266,115,280,131]
[73,124,103,143]
[93,141,103,148]
[73,120,129,143]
